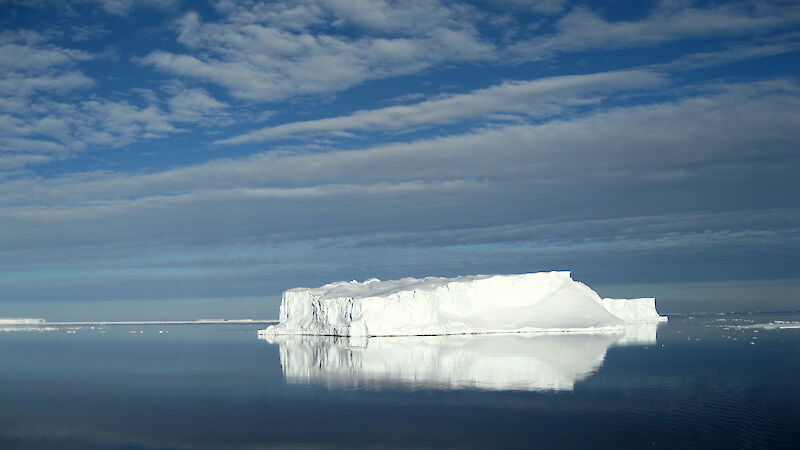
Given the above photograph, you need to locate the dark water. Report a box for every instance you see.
[1,313,799,449]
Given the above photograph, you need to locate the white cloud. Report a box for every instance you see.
[0,41,91,71]
[651,32,800,71]
[0,29,230,171]
[511,1,800,59]
[217,69,667,144]
[140,2,495,101]
[2,0,798,300]
[136,0,800,105]
[214,0,479,35]
[0,138,66,153]
[0,72,94,97]
[167,88,229,123]
[0,31,94,98]
[0,91,229,169]
[0,153,56,171]
[1,79,796,219]
[1,78,797,296]
[0,31,93,167]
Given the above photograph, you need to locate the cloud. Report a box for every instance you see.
[0,91,229,170]
[0,138,66,153]
[1,1,799,302]
[0,39,91,71]
[651,32,800,71]
[135,0,800,107]
[0,71,94,97]
[511,1,800,59]
[0,30,230,171]
[0,31,94,97]
[213,0,480,35]
[217,69,667,144]
[0,153,56,171]
[0,97,180,155]
[165,87,230,124]
[140,2,495,101]
[1,77,797,299]
[0,31,94,168]
[1,79,796,251]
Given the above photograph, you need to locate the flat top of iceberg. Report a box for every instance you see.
[292,271,574,300]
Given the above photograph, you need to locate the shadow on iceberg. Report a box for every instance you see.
[260,324,661,392]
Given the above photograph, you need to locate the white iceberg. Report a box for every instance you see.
[0,326,59,332]
[259,271,666,337]
[262,324,660,391]
[598,298,666,323]
[0,318,46,325]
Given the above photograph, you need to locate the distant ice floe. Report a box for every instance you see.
[738,321,800,330]
[0,326,59,333]
[0,318,46,325]
[260,271,666,337]
[0,318,56,332]
[261,323,660,392]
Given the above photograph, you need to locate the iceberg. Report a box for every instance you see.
[598,298,666,323]
[259,271,666,337]
[0,318,46,325]
[261,324,660,391]
[0,318,52,332]
[0,326,59,332]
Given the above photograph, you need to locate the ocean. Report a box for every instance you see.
[1,312,798,448]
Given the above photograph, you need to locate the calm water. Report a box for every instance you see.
[1,313,799,449]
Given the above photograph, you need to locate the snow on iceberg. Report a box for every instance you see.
[259,271,666,337]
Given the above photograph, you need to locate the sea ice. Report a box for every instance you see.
[738,321,800,330]
[0,326,58,332]
[259,271,667,337]
[0,318,46,325]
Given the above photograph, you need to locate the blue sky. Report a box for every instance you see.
[1,0,798,317]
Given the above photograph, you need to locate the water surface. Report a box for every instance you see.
[1,313,798,448]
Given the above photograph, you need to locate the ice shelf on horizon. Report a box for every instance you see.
[259,271,667,337]
[0,318,46,325]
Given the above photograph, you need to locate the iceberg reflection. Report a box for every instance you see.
[261,324,660,392]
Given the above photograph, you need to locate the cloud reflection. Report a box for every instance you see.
[261,325,659,392]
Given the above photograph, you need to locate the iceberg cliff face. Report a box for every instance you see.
[260,271,667,337]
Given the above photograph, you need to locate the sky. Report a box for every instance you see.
[0,0,798,318]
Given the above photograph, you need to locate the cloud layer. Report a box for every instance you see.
[0,0,798,306]
[2,80,797,288]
